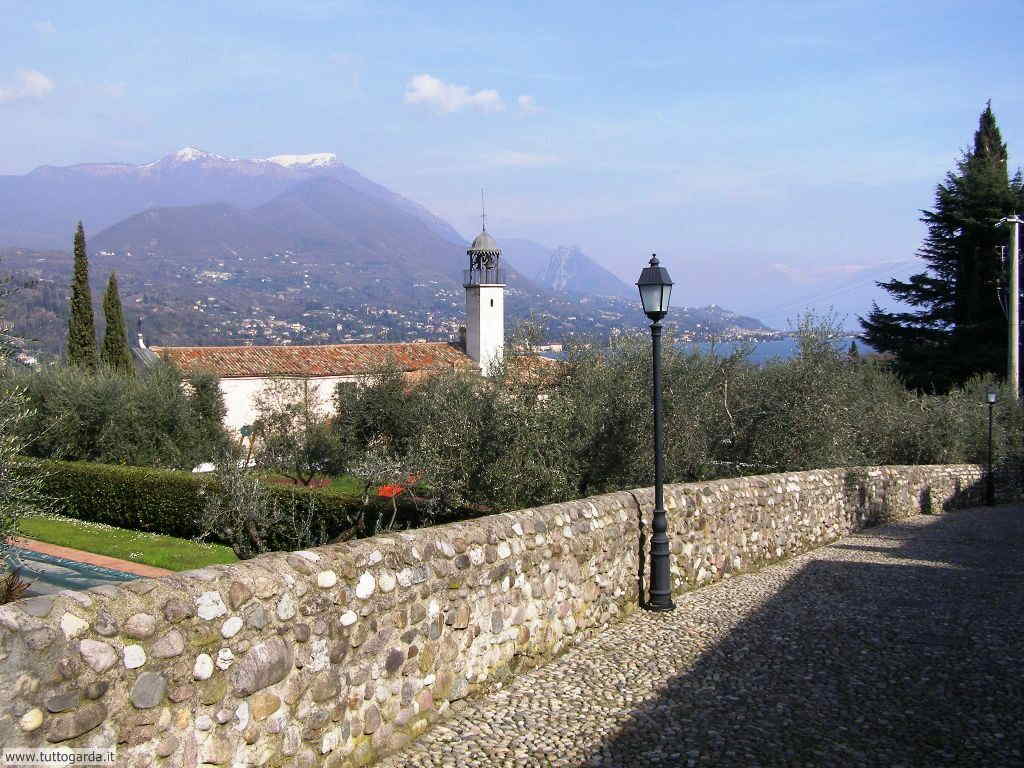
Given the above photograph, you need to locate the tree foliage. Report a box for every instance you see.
[4,362,229,469]
[201,447,332,559]
[1,263,23,364]
[32,457,367,554]
[100,272,133,375]
[861,102,1024,392]
[0,382,50,557]
[336,315,1023,521]
[0,293,51,558]
[251,377,346,485]
[66,222,97,370]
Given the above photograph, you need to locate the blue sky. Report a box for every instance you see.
[3,0,1023,327]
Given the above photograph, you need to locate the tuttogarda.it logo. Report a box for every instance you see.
[2,748,117,767]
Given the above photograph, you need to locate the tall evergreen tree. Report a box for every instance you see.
[861,103,1024,391]
[66,222,97,370]
[100,271,133,375]
[0,268,17,364]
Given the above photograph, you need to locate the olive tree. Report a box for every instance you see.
[251,377,346,486]
[0,294,51,566]
[0,386,46,554]
[200,447,331,559]
[9,362,229,469]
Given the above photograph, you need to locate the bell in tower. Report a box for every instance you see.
[463,194,505,375]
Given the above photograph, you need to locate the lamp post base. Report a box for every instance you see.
[645,599,676,612]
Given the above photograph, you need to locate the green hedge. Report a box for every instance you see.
[31,459,367,547]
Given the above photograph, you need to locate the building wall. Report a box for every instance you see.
[218,376,363,433]
[465,285,504,376]
[0,464,998,763]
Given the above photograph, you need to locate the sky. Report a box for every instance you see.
[3,0,1024,328]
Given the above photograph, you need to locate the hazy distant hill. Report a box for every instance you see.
[0,148,464,250]
[501,238,632,298]
[90,177,538,298]
[677,304,770,333]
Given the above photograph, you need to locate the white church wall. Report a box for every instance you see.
[219,375,363,433]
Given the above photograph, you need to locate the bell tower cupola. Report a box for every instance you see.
[464,193,505,375]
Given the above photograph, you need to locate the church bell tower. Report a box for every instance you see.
[464,198,505,375]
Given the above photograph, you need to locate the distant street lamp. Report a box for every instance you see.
[986,390,997,506]
[637,254,674,612]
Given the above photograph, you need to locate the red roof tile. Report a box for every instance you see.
[150,342,477,378]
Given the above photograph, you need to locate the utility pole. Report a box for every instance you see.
[998,214,1022,400]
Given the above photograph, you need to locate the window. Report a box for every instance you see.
[490,299,494,307]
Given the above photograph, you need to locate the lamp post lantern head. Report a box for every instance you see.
[637,254,673,321]
[987,391,998,405]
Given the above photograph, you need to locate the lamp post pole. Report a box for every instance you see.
[648,316,673,611]
[986,391,997,506]
[636,254,675,612]
[1010,217,1020,401]
[997,215,1021,400]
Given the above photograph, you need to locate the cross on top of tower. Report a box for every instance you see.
[481,188,487,232]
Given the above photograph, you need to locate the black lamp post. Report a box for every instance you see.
[637,254,675,612]
[986,390,997,506]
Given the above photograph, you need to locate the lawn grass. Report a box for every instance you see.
[17,515,238,572]
[326,474,366,496]
[258,472,364,498]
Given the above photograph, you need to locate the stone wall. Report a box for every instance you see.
[0,464,995,764]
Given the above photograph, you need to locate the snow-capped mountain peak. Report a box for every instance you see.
[139,148,338,171]
[174,146,210,162]
[262,152,338,168]
[140,147,232,168]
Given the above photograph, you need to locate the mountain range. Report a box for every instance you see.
[0,148,464,250]
[0,147,771,356]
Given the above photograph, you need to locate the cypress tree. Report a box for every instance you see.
[66,222,97,370]
[0,271,16,363]
[100,271,133,376]
[861,102,1024,391]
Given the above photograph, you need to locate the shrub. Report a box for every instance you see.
[5,362,230,470]
[34,459,211,538]
[0,387,51,555]
[200,451,337,559]
[32,459,368,554]
[341,361,580,516]
[0,299,54,561]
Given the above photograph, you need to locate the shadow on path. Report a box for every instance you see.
[583,507,1024,767]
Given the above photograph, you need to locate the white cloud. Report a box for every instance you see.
[488,150,560,168]
[517,94,539,113]
[34,20,57,36]
[404,74,504,113]
[0,69,55,104]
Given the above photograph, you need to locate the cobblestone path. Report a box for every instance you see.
[379,507,1024,767]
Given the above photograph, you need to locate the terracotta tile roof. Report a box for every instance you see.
[504,353,563,384]
[150,342,477,378]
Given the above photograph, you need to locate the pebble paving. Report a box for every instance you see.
[379,506,1024,767]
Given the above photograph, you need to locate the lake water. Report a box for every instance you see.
[680,336,873,364]
[541,336,873,363]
